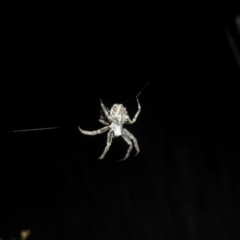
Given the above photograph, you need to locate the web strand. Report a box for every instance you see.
[123,81,150,103]
[136,81,149,98]
[7,126,62,133]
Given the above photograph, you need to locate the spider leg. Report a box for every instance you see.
[126,98,141,124]
[118,132,133,161]
[100,99,112,122]
[98,119,109,125]
[78,126,110,135]
[99,130,113,159]
[123,128,140,156]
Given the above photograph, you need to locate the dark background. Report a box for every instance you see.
[2,5,240,240]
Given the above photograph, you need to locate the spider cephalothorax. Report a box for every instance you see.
[110,104,127,116]
[78,99,141,161]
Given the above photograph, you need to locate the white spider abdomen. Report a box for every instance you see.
[110,122,122,137]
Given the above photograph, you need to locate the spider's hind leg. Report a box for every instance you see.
[123,128,140,156]
[118,132,133,161]
[99,130,114,159]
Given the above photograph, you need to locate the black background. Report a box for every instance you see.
[2,5,240,240]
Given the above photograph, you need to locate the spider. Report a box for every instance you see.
[78,98,141,161]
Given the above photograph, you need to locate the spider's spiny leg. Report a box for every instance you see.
[78,126,109,135]
[118,133,133,161]
[98,119,109,125]
[123,128,140,156]
[100,99,112,122]
[99,130,113,159]
[127,98,141,124]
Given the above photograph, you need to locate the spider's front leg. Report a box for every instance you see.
[99,130,113,159]
[100,99,112,122]
[78,126,110,135]
[127,98,141,124]
[98,119,109,125]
